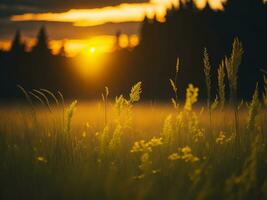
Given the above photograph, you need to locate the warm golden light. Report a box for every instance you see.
[129,35,139,48]
[10,1,225,26]
[4,0,225,57]
[89,47,96,54]
[119,34,129,48]
[1,34,139,57]
[73,45,107,80]
[50,35,118,57]
[0,40,11,51]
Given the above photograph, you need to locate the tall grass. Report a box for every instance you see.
[217,61,226,110]
[0,39,266,200]
[102,86,109,126]
[170,58,180,109]
[203,48,214,144]
[225,38,243,151]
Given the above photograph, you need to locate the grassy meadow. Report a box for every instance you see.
[0,39,267,200]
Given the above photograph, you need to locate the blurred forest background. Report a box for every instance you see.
[0,0,266,101]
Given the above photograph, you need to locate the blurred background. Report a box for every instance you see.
[0,0,266,101]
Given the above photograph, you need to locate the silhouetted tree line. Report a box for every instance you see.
[0,0,266,102]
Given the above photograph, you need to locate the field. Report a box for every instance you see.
[0,91,267,200]
[0,39,267,200]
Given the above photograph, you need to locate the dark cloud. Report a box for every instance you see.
[0,0,148,18]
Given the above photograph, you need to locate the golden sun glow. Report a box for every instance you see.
[49,34,139,57]
[0,34,139,57]
[0,40,11,51]
[89,47,96,54]
[74,46,106,80]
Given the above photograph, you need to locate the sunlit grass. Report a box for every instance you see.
[0,39,267,200]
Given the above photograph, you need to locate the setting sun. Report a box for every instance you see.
[89,47,96,54]
[73,46,107,80]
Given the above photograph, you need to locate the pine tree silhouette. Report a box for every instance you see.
[140,15,150,44]
[10,29,25,54]
[32,26,51,55]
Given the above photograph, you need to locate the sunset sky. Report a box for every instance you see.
[0,0,225,56]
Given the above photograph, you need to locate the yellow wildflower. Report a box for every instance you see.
[168,153,181,161]
[36,156,47,163]
[184,84,199,111]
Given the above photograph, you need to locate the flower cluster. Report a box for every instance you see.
[131,137,163,177]
[187,112,205,142]
[193,128,205,143]
[36,156,47,163]
[168,146,199,163]
[131,137,163,153]
[184,84,199,111]
[129,82,142,103]
[216,131,233,145]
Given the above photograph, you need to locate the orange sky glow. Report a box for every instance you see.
[11,0,225,26]
[1,0,226,56]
